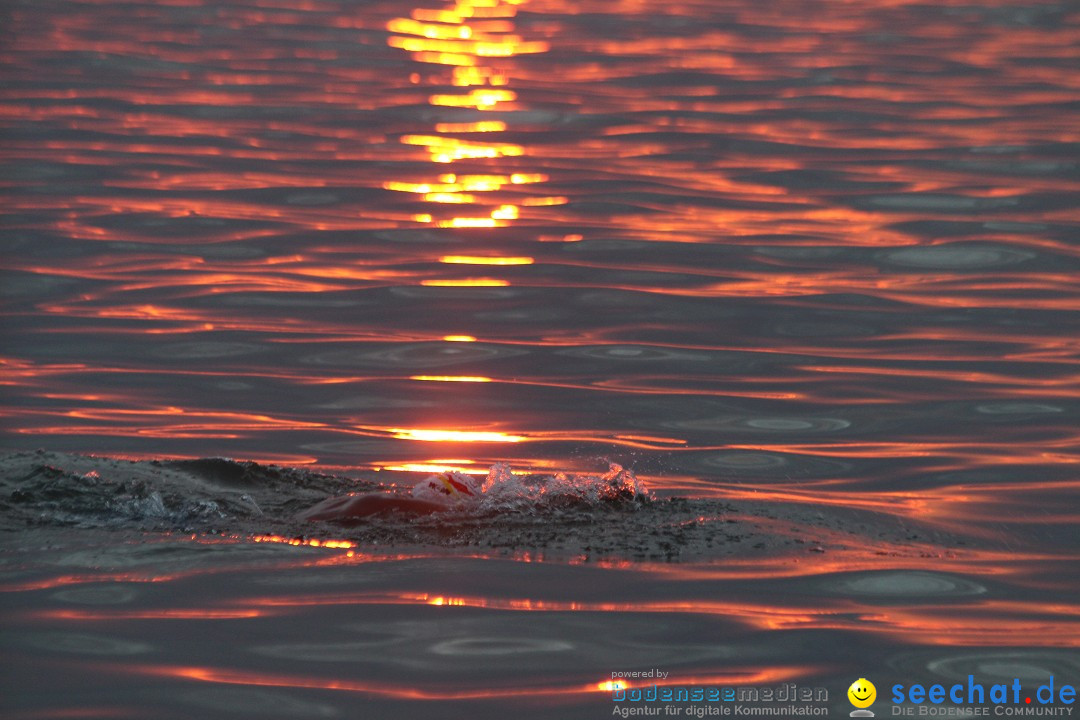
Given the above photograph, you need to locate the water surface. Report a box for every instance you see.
[2,0,1079,717]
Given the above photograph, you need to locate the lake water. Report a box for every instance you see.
[2,0,1079,717]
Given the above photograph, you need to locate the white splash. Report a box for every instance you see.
[412,462,649,511]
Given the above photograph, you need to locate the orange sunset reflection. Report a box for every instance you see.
[382,0,551,239]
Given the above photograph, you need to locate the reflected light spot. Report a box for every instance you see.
[521,196,568,206]
[434,121,507,133]
[411,51,477,66]
[429,89,517,109]
[410,375,493,382]
[490,204,519,220]
[452,66,509,87]
[538,233,583,242]
[411,9,470,24]
[439,255,534,265]
[250,534,356,549]
[381,463,487,475]
[424,192,477,203]
[384,181,432,193]
[422,278,510,286]
[390,428,525,443]
[434,173,546,190]
[437,218,500,228]
[400,134,524,160]
[386,18,473,40]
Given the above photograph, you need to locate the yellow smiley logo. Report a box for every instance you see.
[848,678,877,708]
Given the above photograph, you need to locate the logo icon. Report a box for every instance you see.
[848,678,876,717]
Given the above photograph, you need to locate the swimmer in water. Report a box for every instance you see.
[298,470,481,522]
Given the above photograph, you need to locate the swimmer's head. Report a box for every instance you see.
[433,471,477,497]
[412,471,481,504]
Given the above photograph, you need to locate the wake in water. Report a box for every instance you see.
[0,451,741,560]
[1,451,956,561]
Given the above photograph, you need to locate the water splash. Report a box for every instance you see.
[411,462,650,512]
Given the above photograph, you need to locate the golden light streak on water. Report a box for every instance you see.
[489,204,519,219]
[409,51,478,66]
[437,217,502,227]
[421,277,511,285]
[439,255,535,265]
[423,192,478,203]
[386,18,474,41]
[380,0,554,238]
[428,88,518,108]
[433,121,508,133]
[399,134,524,160]
[388,428,526,443]
[250,535,357,550]
[379,462,488,474]
[520,196,568,206]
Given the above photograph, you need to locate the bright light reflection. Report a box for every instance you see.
[490,204,519,219]
[250,534,356,550]
[437,217,500,228]
[421,278,510,286]
[434,121,508,133]
[440,255,534,265]
[390,428,526,443]
[423,192,476,203]
[381,463,488,475]
[429,88,518,108]
[383,0,552,234]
